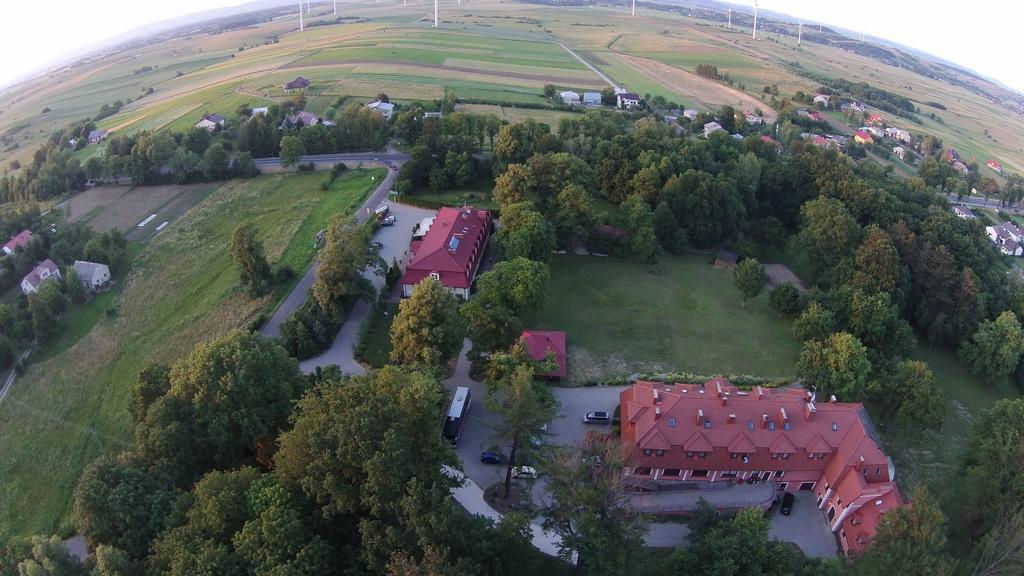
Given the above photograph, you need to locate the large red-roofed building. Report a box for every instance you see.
[620,378,902,555]
[519,330,566,380]
[401,207,492,299]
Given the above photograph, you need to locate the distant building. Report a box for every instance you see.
[617,92,641,109]
[841,100,866,113]
[867,113,883,126]
[884,127,912,144]
[2,229,32,255]
[703,121,724,137]
[283,76,311,91]
[423,111,443,119]
[952,160,970,176]
[759,135,782,152]
[683,109,699,121]
[952,205,975,220]
[731,133,745,141]
[280,111,321,129]
[854,131,874,144]
[560,91,581,105]
[813,94,830,106]
[251,107,269,117]
[401,207,492,299]
[366,100,395,119]
[73,261,111,291]
[87,129,108,144]
[519,330,567,380]
[986,221,1024,256]
[21,259,61,295]
[583,92,602,106]
[987,159,1003,174]
[744,112,764,126]
[194,113,226,132]
[892,146,906,161]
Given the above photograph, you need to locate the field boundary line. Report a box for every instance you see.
[558,42,618,89]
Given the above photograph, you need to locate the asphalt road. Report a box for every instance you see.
[945,192,1021,212]
[260,154,405,339]
[252,152,410,168]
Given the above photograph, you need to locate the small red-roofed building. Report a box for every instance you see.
[867,113,883,125]
[619,378,903,555]
[854,131,874,144]
[2,229,32,255]
[401,207,492,299]
[519,330,566,380]
[987,159,1003,174]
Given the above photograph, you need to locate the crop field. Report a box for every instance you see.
[63,182,219,241]
[0,169,380,535]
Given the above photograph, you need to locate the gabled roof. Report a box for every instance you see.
[284,76,310,89]
[402,207,491,290]
[618,92,640,100]
[806,433,831,454]
[520,330,567,379]
[769,433,797,453]
[683,431,713,452]
[727,432,757,454]
[3,229,32,252]
[23,259,59,289]
[640,427,672,450]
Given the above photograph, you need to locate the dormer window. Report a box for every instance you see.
[704,419,712,429]
[831,422,839,432]
[668,417,676,428]
[686,451,694,458]
[768,421,776,431]
[643,449,652,456]
[747,420,754,431]
[429,272,440,281]
[783,422,791,430]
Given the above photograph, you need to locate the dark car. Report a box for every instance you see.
[582,411,611,424]
[780,491,795,515]
[480,451,505,464]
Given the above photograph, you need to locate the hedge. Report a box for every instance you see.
[584,372,792,389]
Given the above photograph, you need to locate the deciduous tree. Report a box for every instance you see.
[389,278,464,375]
[960,311,1024,383]
[796,331,871,400]
[733,257,766,306]
[228,222,273,297]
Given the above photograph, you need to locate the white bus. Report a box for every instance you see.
[442,386,471,446]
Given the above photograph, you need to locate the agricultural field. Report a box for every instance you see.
[0,169,380,535]
[63,182,219,241]
[525,253,800,384]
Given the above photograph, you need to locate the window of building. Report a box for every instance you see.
[686,451,694,458]
[704,419,712,429]
[747,420,755,430]
[722,471,738,478]
[635,467,652,476]
[817,453,826,460]
[655,450,665,457]
[768,421,776,431]
[863,467,868,476]
[668,417,676,428]
[691,469,709,478]
[698,452,706,459]
[876,467,881,476]
[771,453,780,459]
[782,453,790,460]
[778,482,788,491]
[730,452,739,460]
[808,452,816,460]
[775,470,785,479]
[643,449,652,456]
[831,422,839,432]
[429,272,440,281]
[784,422,791,430]
[663,469,681,476]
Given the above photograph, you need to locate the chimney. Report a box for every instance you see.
[715,380,723,397]
[779,407,789,425]
[728,413,736,423]
[829,395,837,404]
[478,210,488,221]
[805,402,817,421]
[756,386,765,399]
[721,395,728,407]
[697,409,704,425]
[761,414,769,428]
[653,389,661,403]
[462,210,469,220]
[655,407,661,420]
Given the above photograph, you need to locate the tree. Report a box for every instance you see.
[63,266,87,304]
[797,196,861,282]
[543,84,556,98]
[200,142,229,180]
[169,147,199,184]
[796,331,871,400]
[228,222,273,297]
[492,163,531,210]
[652,201,687,254]
[129,363,170,425]
[543,433,645,574]
[279,135,304,168]
[851,225,904,297]
[958,398,1024,542]
[311,217,376,317]
[555,183,596,247]
[868,359,945,430]
[234,151,258,178]
[960,310,1024,383]
[769,283,802,317]
[389,278,464,375]
[793,301,836,342]
[91,545,139,576]
[733,258,766,306]
[855,485,954,576]
[621,195,657,264]
[11,535,85,576]
[28,281,65,341]
[486,363,557,498]
[496,202,556,262]
[474,257,549,316]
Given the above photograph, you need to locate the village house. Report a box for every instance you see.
[194,113,226,132]
[73,260,111,291]
[892,146,906,161]
[401,207,492,299]
[87,129,108,144]
[251,107,269,117]
[987,159,1003,174]
[986,222,1024,256]
[867,113,883,126]
[2,229,32,255]
[21,259,61,295]
[519,330,567,380]
[759,135,783,153]
[423,111,443,119]
[283,76,311,91]
[560,91,581,105]
[703,121,724,138]
[813,94,830,106]
[952,205,975,220]
[620,378,904,555]
[280,111,321,129]
[853,131,874,145]
[884,127,912,144]
[952,160,970,176]
[802,133,829,147]
[583,92,602,106]
[862,126,884,138]
[744,112,764,126]
[366,100,395,119]
[617,92,640,110]
[841,100,866,113]
[683,109,699,121]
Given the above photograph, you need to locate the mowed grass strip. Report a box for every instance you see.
[0,170,380,535]
[525,254,799,383]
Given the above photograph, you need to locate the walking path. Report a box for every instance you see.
[558,43,619,90]
[0,342,35,407]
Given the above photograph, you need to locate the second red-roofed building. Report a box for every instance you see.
[2,229,32,256]
[401,207,492,299]
[519,330,567,380]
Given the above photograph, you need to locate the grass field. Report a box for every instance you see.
[0,169,380,535]
[525,253,800,384]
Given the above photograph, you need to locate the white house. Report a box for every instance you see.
[21,259,61,295]
[251,107,269,117]
[744,112,764,125]
[703,121,724,137]
[884,127,912,143]
[560,91,581,105]
[683,109,699,120]
[583,92,602,106]
[892,146,906,161]
[366,100,395,119]
[73,261,111,291]
[953,205,975,220]
[813,94,830,106]
[986,222,1024,256]
[87,129,108,144]
[617,92,640,109]
[195,113,226,132]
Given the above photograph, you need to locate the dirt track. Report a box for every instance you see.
[615,54,778,121]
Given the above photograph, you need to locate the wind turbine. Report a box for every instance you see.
[434,0,438,27]
[727,8,731,30]
[752,0,758,40]
[334,0,337,15]
[631,0,635,17]
[798,21,802,45]
[298,0,304,31]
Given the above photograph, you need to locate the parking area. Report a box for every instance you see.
[768,492,838,558]
[367,202,435,291]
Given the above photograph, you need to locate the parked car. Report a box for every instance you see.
[582,411,611,424]
[370,241,383,248]
[780,491,795,515]
[480,451,505,464]
[381,216,397,226]
[512,466,538,479]
[529,423,549,447]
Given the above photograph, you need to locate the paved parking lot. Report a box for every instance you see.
[768,492,838,557]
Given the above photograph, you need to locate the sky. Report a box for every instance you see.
[0,0,1021,93]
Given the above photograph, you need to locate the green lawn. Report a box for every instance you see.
[360,302,398,368]
[525,254,800,383]
[412,176,497,210]
[0,170,380,535]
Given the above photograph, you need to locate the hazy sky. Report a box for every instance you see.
[0,0,1020,93]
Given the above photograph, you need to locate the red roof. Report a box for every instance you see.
[987,159,1002,169]
[401,207,491,290]
[23,258,59,290]
[3,229,32,253]
[855,131,873,142]
[808,111,825,122]
[760,135,782,150]
[520,330,567,379]
[620,379,902,554]
[868,113,883,124]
